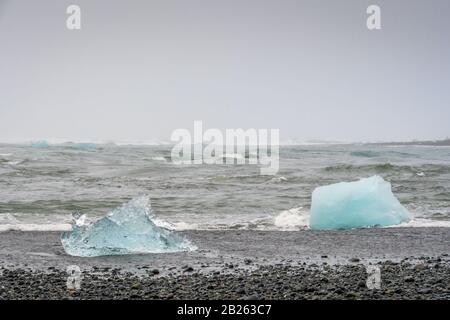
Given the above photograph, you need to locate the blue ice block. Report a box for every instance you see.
[61,196,195,257]
[310,175,410,230]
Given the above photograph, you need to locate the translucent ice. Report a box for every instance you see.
[71,143,97,151]
[61,196,195,257]
[31,140,49,148]
[310,175,410,230]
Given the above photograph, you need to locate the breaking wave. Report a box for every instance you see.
[394,218,450,228]
[1,212,449,232]
[151,156,168,162]
[273,207,309,230]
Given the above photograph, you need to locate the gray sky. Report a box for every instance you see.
[1,0,449,143]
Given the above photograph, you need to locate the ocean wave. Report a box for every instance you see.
[207,174,264,182]
[324,163,405,173]
[143,208,311,231]
[1,139,174,148]
[68,143,97,151]
[1,216,449,232]
[6,159,27,166]
[223,153,245,160]
[350,150,416,158]
[151,156,168,162]
[0,212,72,232]
[0,157,29,167]
[1,205,449,232]
[323,163,450,175]
[105,208,450,231]
[268,176,288,183]
[350,151,380,158]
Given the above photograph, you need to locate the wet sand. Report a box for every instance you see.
[0,228,449,299]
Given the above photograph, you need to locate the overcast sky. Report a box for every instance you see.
[0,0,449,143]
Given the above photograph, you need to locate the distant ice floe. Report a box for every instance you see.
[69,143,97,151]
[31,140,49,148]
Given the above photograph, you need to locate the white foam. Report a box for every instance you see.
[0,223,72,232]
[150,216,178,230]
[170,221,200,231]
[0,213,20,224]
[0,213,72,232]
[273,207,310,230]
[416,172,425,177]
[7,160,23,166]
[393,218,450,228]
[151,156,167,162]
[0,212,449,232]
[269,176,288,183]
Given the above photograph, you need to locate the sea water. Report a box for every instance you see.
[0,142,449,231]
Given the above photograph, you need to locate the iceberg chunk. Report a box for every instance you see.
[71,143,97,151]
[31,140,49,148]
[310,175,410,230]
[61,196,195,257]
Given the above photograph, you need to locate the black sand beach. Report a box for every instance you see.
[1,228,449,299]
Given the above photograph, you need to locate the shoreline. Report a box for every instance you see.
[0,228,449,299]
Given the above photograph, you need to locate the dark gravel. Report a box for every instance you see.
[1,258,449,300]
[0,229,449,299]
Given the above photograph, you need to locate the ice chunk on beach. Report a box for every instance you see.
[310,175,410,230]
[61,196,194,257]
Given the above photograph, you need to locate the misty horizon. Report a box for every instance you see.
[1,0,450,143]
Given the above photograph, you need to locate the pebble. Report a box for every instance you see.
[1,259,449,300]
